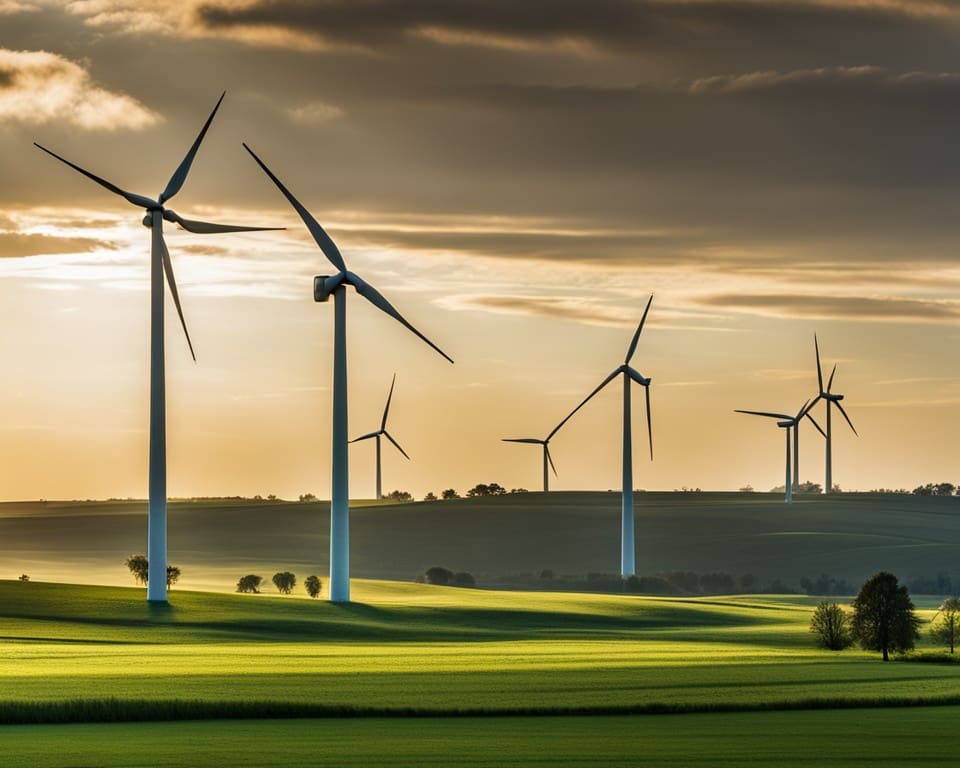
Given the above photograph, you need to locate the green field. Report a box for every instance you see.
[2,492,959,592]
[1,578,959,765]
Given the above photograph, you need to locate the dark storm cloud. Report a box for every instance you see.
[698,293,960,322]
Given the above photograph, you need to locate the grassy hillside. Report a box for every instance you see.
[1,492,959,591]
[0,578,957,724]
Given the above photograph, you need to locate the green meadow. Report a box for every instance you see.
[3,492,960,765]
[1,578,959,766]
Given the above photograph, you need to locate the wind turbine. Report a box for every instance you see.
[501,427,561,493]
[244,143,453,603]
[555,296,654,576]
[351,374,410,500]
[34,93,277,603]
[735,401,825,502]
[810,334,858,494]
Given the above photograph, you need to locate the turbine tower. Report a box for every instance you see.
[810,335,858,494]
[35,93,277,603]
[501,432,559,493]
[735,401,824,502]
[244,144,453,604]
[351,374,410,500]
[555,296,655,576]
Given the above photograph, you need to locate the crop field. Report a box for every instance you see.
[2,492,959,591]
[1,578,959,766]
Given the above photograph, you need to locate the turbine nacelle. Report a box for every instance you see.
[314,275,334,302]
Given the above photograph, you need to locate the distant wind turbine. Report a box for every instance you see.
[555,296,655,576]
[810,334,858,494]
[244,143,453,604]
[351,374,410,500]
[34,93,278,603]
[501,427,561,493]
[735,401,824,502]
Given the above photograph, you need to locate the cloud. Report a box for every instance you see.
[0,48,159,130]
[287,101,344,124]
[0,232,115,258]
[698,293,960,323]
[443,295,637,327]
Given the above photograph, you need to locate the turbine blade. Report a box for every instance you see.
[795,399,812,420]
[242,143,348,273]
[34,144,156,209]
[381,373,396,431]
[835,401,858,436]
[383,430,410,460]
[645,384,653,461]
[160,92,225,204]
[502,438,544,444]
[734,409,793,420]
[349,273,453,364]
[815,333,824,393]
[164,210,282,234]
[828,363,837,393]
[805,412,827,439]
[545,444,558,476]
[553,368,620,435]
[350,431,380,443]
[624,294,654,365]
[158,233,196,362]
[625,367,650,386]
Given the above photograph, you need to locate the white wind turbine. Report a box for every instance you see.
[244,143,453,603]
[810,334,858,494]
[556,296,654,576]
[735,401,824,502]
[351,374,410,500]
[34,93,277,603]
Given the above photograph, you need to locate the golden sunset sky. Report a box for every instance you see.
[1,1,959,500]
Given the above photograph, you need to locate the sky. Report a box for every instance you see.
[2,0,960,500]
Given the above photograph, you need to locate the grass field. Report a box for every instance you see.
[2,491,959,592]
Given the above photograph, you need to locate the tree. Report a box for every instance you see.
[273,572,297,594]
[467,482,507,497]
[304,575,322,599]
[810,601,852,650]
[236,574,263,594]
[425,566,453,586]
[18,574,29,582]
[798,481,822,494]
[423,492,438,501]
[298,493,317,502]
[166,565,181,589]
[452,571,476,587]
[930,597,960,654]
[441,489,460,500]
[125,554,149,586]
[385,489,413,502]
[851,572,921,661]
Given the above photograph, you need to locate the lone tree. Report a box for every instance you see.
[441,489,460,500]
[166,565,181,589]
[236,574,263,594]
[125,554,149,586]
[930,597,960,654]
[273,571,297,595]
[304,575,322,599]
[851,571,921,661]
[810,600,852,650]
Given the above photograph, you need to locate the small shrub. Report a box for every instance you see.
[18,574,29,582]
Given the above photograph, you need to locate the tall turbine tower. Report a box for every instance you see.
[244,144,453,603]
[35,94,276,603]
[351,374,410,500]
[735,401,824,502]
[810,335,858,494]
[556,296,654,576]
